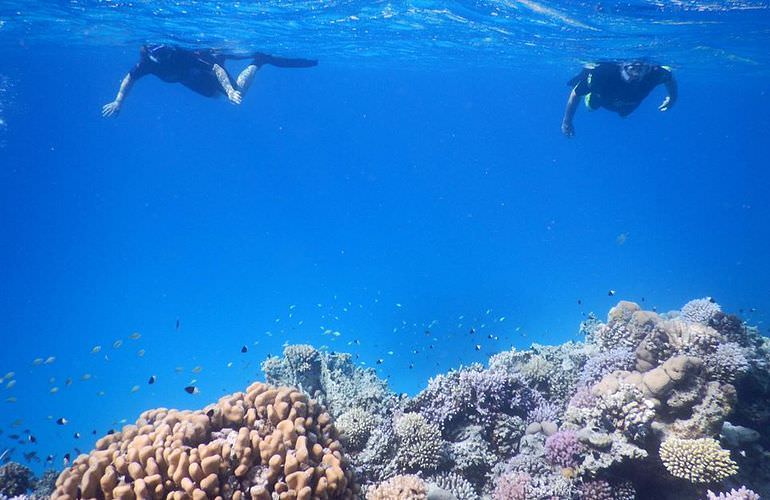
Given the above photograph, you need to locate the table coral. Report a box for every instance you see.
[51,382,357,500]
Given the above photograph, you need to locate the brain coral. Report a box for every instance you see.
[659,437,738,483]
[366,475,426,500]
[51,382,357,500]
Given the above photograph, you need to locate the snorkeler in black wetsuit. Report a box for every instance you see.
[561,61,678,137]
[102,45,317,117]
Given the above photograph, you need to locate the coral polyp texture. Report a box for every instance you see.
[50,382,357,500]
[659,437,738,483]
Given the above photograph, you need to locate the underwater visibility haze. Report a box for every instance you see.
[1,0,770,499]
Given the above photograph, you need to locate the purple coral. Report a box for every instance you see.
[492,472,529,500]
[577,347,636,388]
[706,487,760,500]
[528,401,561,424]
[544,430,585,468]
[576,480,613,500]
[568,386,597,409]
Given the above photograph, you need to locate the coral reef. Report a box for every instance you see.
[706,486,761,500]
[250,298,770,499]
[51,382,357,500]
[263,345,397,419]
[0,463,34,497]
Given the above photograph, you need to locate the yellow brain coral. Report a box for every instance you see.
[659,437,738,483]
[51,382,357,500]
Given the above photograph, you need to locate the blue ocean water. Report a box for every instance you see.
[1,0,769,478]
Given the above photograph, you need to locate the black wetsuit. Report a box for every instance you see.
[130,45,229,97]
[129,45,318,98]
[568,63,673,117]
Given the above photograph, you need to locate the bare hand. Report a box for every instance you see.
[227,90,242,105]
[658,96,674,112]
[102,101,121,118]
[561,121,575,137]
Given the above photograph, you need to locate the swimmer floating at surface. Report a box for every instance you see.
[102,44,317,117]
[561,61,677,137]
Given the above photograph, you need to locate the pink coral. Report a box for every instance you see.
[492,472,529,500]
[545,430,585,468]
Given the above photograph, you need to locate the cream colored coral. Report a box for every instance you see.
[659,437,738,483]
[366,475,427,500]
[51,382,357,500]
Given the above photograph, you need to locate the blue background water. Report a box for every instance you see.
[1,0,769,475]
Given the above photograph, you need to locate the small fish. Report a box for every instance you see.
[112,340,123,349]
[226,362,233,368]
[28,435,36,444]
[73,432,80,439]
[129,332,141,340]
[206,409,215,417]
[97,391,105,397]
[192,366,202,374]
[81,373,92,381]
[174,367,184,373]
[387,351,394,355]
[6,380,16,390]
[32,358,44,366]
[241,345,248,353]
[376,359,384,365]
[409,364,414,369]
[184,386,200,395]
[91,345,102,354]
[137,349,145,357]
[3,371,15,380]
[6,397,17,403]
[44,356,56,365]
[577,299,582,305]
[106,429,115,435]
[148,375,156,385]
[56,417,68,425]
[23,451,39,463]
[50,387,59,394]
[475,344,482,351]
[63,453,70,466]
[498,316,506,322]
[130,385,140,393]
[46,454,54,463]
[65,378,73,386]
[176,319,180,330]
[608,290,616,296]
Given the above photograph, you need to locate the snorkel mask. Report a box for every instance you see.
[621,62,651,82]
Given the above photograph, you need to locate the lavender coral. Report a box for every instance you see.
[544,430,584,468]
[492,472,528,500]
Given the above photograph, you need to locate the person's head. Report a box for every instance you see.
[621,61,652,82]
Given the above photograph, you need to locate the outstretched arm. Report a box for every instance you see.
[212,64,242,105]
[561,87,580,137]
[102,73,134,118]
[659,75,678,111]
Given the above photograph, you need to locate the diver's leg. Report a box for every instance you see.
[236,65,258,94]
[212,64,242,104]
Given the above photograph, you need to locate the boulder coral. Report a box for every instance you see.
[51,382,357,500]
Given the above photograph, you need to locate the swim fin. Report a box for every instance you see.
[252,52,318,68]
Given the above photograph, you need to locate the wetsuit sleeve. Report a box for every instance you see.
[572,71,591,96]
[128,60,150,79]
[652,66,673,84]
